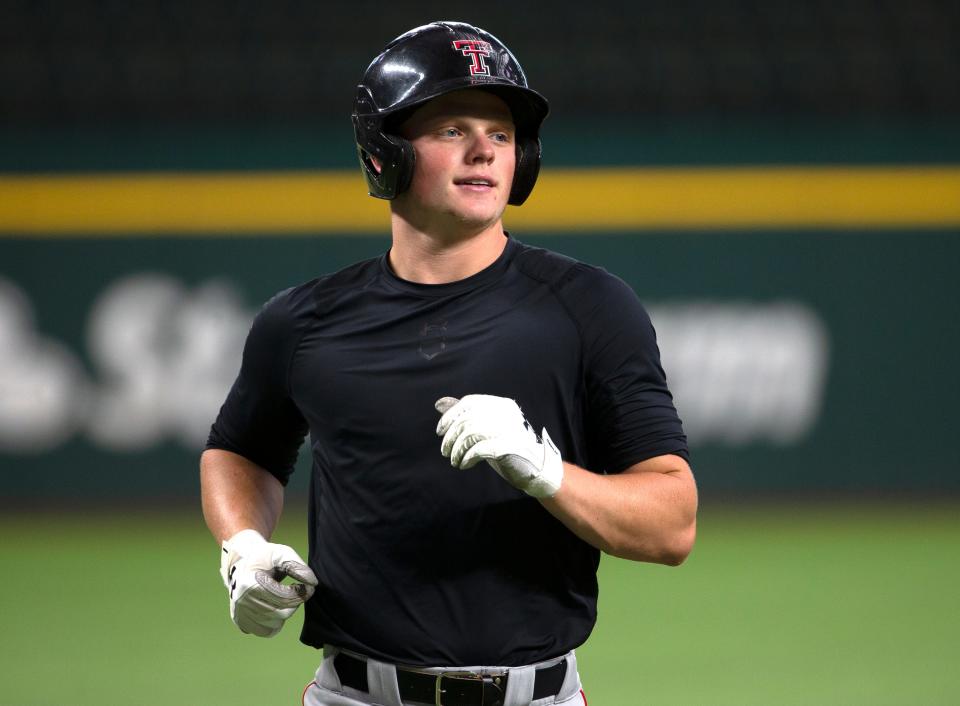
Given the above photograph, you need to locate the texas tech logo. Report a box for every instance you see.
[452,39,493,76]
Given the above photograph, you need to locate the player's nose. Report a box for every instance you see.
[465,131,495,164]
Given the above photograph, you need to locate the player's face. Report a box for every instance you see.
[395,90,516,232]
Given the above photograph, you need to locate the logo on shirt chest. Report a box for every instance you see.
[419,320,448,360]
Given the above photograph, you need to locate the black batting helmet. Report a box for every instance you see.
[352,21,549,206]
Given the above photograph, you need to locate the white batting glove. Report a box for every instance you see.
[219,529,318,638]
[435,395,564,498]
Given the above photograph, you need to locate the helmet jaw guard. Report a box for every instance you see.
[351,21,549,206]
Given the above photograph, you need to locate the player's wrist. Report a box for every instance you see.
[222,528,268,554]
[220,529,269,589]
[527,427,563,498]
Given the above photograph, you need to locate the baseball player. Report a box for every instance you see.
[201,21,697,706]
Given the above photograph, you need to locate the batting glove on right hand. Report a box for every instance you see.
[219,529,317,638]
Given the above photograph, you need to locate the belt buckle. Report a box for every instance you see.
[434,670,505,706]
[434,671,476,706]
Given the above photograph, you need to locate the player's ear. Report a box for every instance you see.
[370,155,382,175]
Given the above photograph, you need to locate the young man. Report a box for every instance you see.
[201,21,697,706]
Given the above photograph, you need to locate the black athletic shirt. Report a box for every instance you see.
[207,236,687,667]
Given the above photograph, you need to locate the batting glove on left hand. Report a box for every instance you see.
[435,395,564,498]
[219,529,317,638]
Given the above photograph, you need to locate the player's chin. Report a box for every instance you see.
[450,208,506,231]
[449,197,508,225]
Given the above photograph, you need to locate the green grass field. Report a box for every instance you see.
[1,501,957,705]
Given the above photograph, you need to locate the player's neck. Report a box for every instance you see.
[388,216,508,285]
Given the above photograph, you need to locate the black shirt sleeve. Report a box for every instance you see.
[562,264,689,473]
[206,287,309,485]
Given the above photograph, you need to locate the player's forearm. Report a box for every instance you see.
[541,459,697,565]
[200,448,285,544]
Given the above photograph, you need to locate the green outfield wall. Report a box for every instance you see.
[1,230,957,499]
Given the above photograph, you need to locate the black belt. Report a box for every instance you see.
[334,652,567,706]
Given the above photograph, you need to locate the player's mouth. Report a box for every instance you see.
[454,176,497,192]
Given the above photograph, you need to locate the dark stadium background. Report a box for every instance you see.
[1,2,957,704]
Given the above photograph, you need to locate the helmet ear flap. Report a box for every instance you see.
[352,87,417,200]
[355,137,416,199]
[393,139,416,196]
[509,136,542,206]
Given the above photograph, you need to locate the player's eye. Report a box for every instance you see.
[441,127,461,137]
[491,132,511,143]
